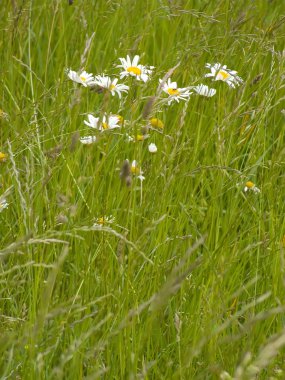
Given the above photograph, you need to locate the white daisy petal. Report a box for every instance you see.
[84,114,99,128]
[194,84,216,97]
[80,136,97,145]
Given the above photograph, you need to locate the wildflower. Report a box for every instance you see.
[0,198,8,213]
[149,117,164,129]
[0,152,7,162]
[193,84,216,97]
[93,215,115,227]
[159,78,192,105]
[131,160,145,181]
[84,114,121,131]
[117,55,154,82]
[79,136,97,145]
[244,181,260,194]
[93,75,129,98]
[136,134,145,141]
[67,69,95,87]
[205,63,243,88]
[148,143,157,153]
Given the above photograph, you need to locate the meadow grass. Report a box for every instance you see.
[1,0,285,379]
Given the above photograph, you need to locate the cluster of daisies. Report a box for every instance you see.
[67,55,244,151]
[67,57,244,109]
[66,55,262,200]
[0,57,260,218]
[65,54,263,225]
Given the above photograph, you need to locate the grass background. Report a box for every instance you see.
[1,0,285,378]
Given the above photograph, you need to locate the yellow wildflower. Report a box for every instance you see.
[149,117,164,129]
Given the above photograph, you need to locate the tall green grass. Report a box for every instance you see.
[1,0,285,378]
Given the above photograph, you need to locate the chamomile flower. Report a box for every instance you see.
[205,63,243,88]
[93,215,115,227]
[148,143,157,153]
[67,69,95,87]
[244,181,260,194]
[79,136,97,145]
[84,114,121,131]
[159,78,192,105]
[193,84,216,97]
[117,55,154,82]
[93,75,129,98]
[0,198,8,213]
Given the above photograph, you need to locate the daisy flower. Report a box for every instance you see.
[193,84,216,97]
[244,181,260,194]
[117,55,154,82]
[79,136,97,145]
[148,143,157,153]
[67,69,95,87]
[205,63,243,88]
[84,114,121,131]
[159,78,192,105]
[93,215,115,227]
[131,160,145,181]
[93,75,129,98]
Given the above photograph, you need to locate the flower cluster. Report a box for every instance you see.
[66,55,246,219]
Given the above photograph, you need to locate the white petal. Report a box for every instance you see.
[80,136,97,144]
[148,143,157,153]
[132,55,140,66]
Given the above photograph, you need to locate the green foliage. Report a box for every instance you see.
[1,0,285,378]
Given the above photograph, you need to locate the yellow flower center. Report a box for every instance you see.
[167,88,180,96]
[80,76,86,82]
[136,134,144,141]
[102,122,109,130]
[149,118,164,129]
[131,165,140,175]
[245,181,255,188]
[127,66,142,76]
[98,217,105,225]
[0,152,7,162]
[217,70,230,81]
[109,84,115,90]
